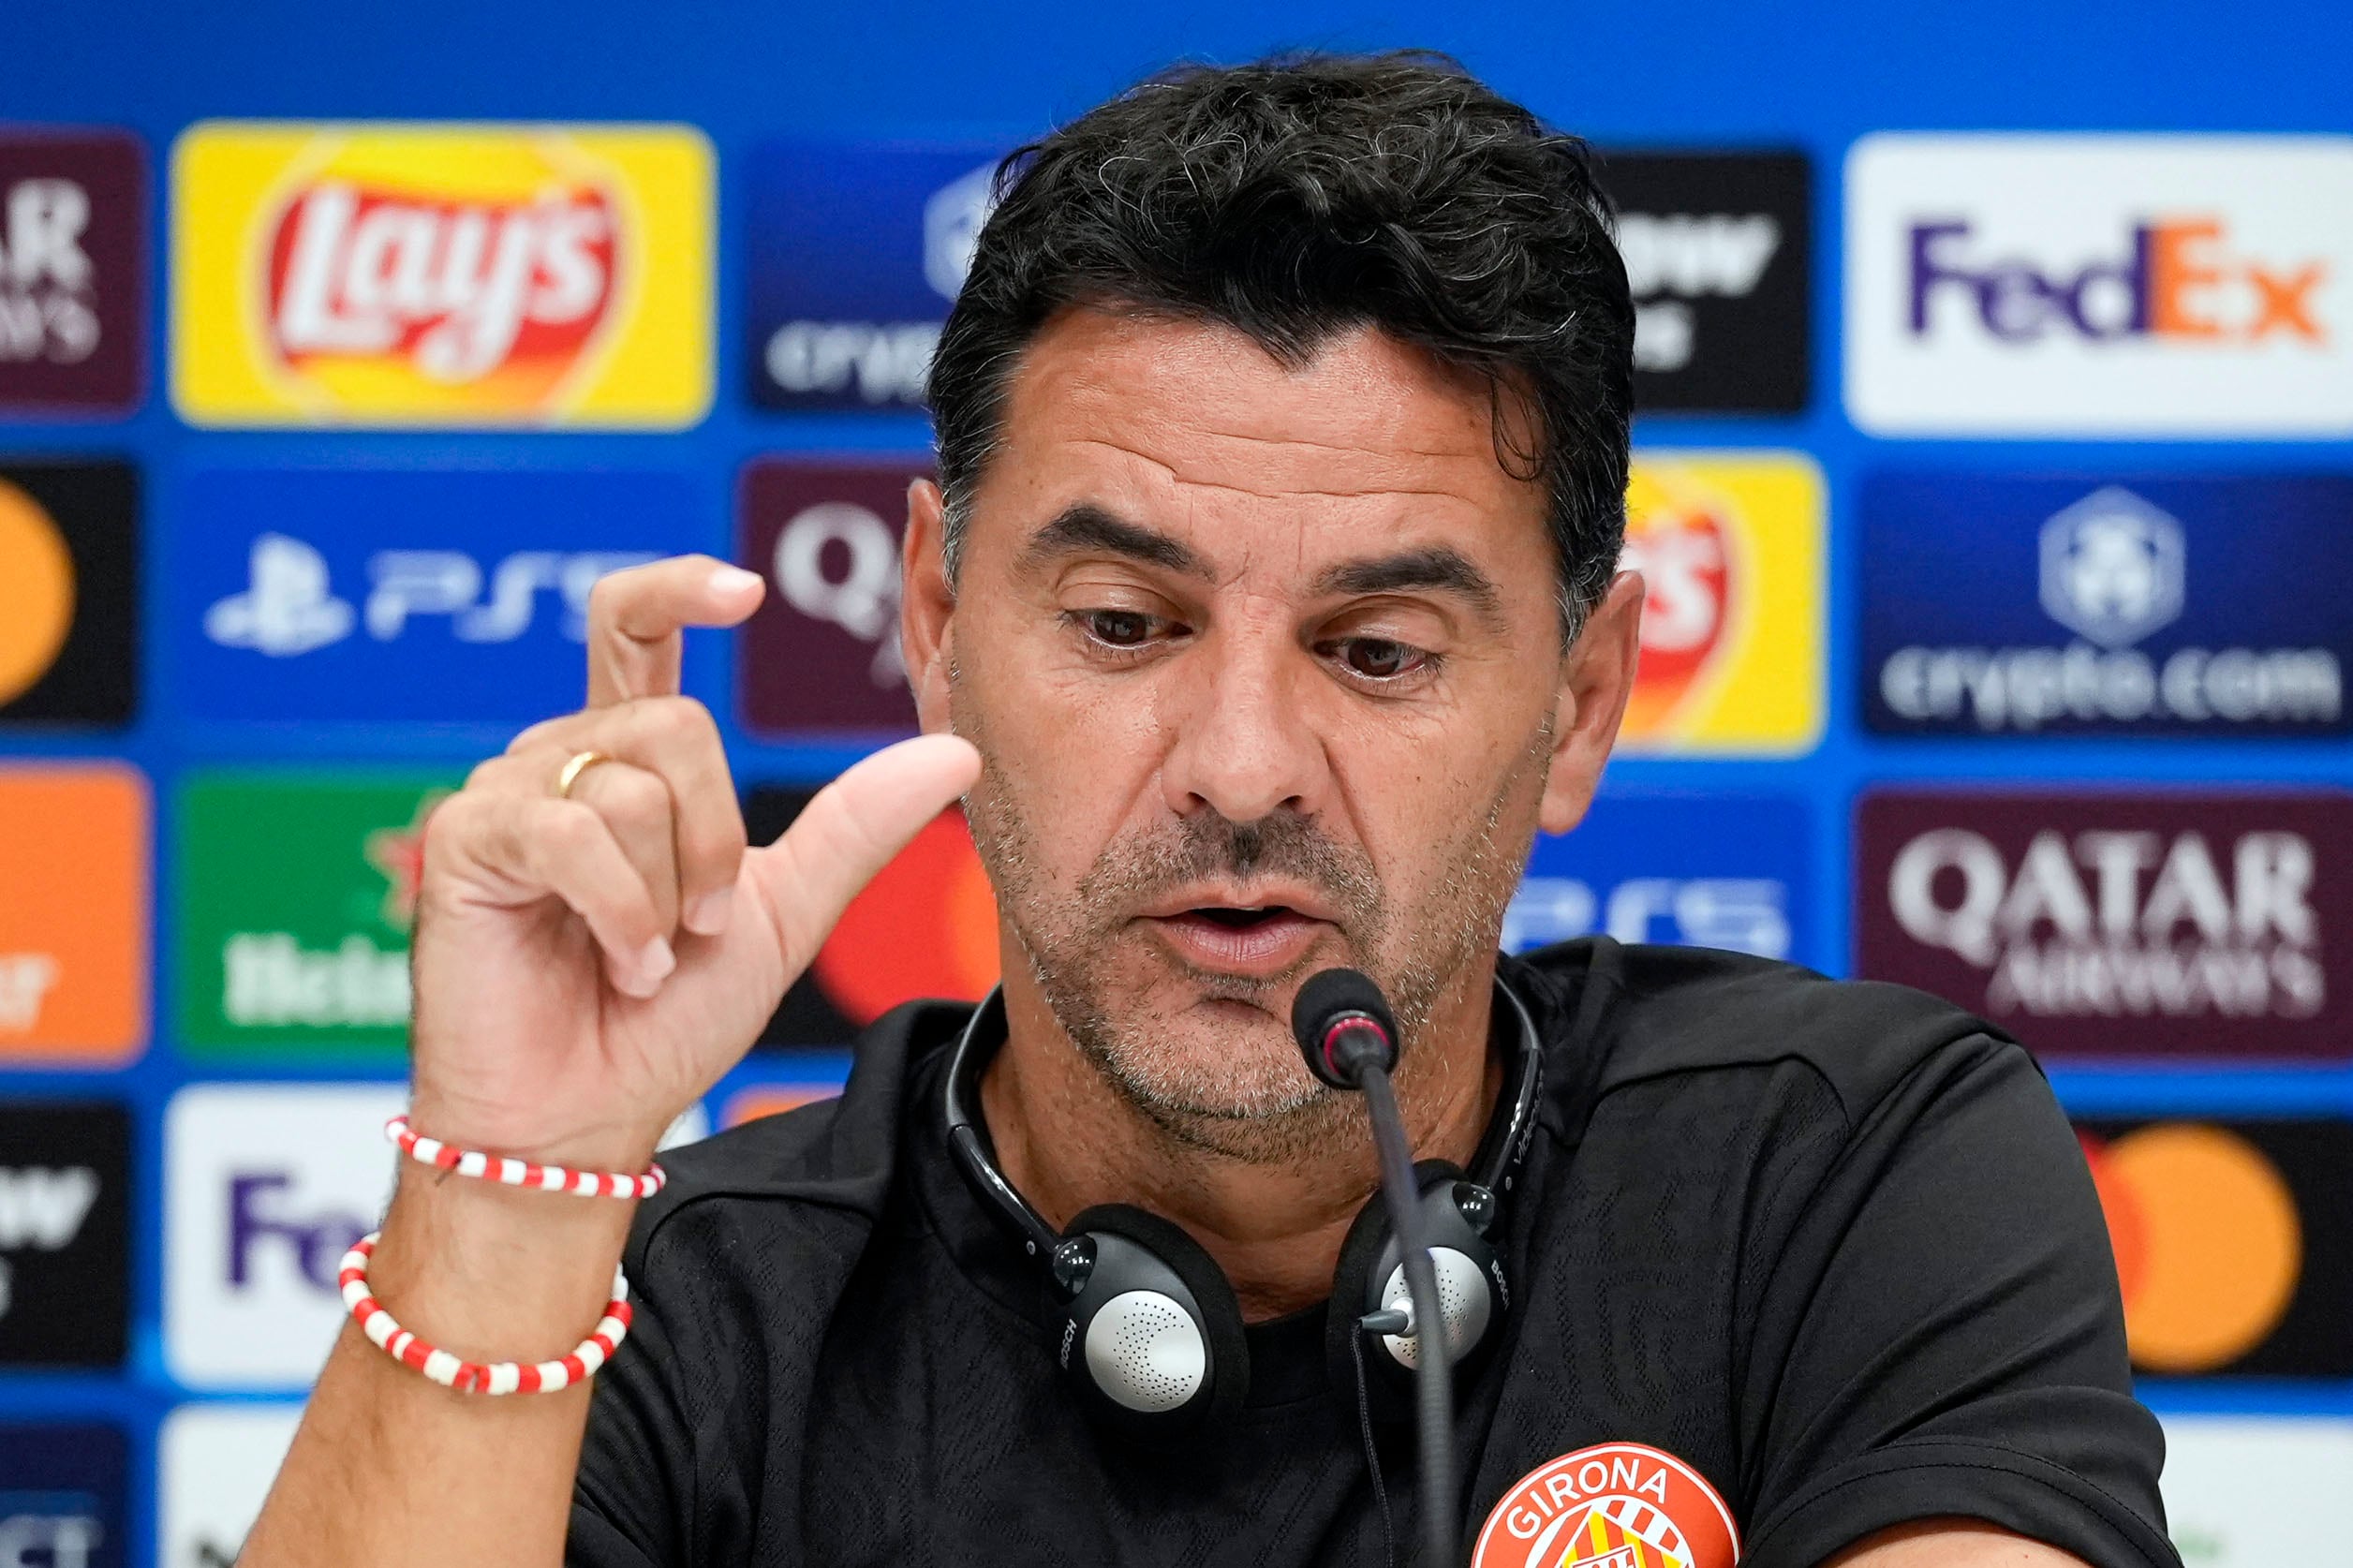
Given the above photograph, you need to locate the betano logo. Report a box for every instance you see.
[172,122,711,427]
[1617,452,1822,755]
[0,766,146,1065]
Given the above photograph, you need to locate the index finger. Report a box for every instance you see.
[585,555,766,707]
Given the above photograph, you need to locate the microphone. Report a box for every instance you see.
[1293,969,1458,1568]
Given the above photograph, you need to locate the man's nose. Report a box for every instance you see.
[1158,628,1328,824]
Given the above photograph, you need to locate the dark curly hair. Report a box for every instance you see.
[926,51,1633,639]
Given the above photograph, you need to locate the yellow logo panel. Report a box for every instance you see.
[1617,451,1823,755]
[171,122,712,428]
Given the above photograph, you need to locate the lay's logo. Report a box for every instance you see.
[1618,451,1823,755]
[172,124,712,427]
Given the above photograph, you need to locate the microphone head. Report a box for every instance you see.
[1292,968,1398,1088]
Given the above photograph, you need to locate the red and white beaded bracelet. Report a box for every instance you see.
[384,1114,666,1200]
[338,1232,632,1394]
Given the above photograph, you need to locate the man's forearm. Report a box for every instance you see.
[239,1162,637,1568]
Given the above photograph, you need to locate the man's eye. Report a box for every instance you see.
[1082,610,1157,647]
[1336,638,1425,679]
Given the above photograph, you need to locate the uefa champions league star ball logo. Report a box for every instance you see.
[2038,487,2186,651]
[1472,1443,1739,1568]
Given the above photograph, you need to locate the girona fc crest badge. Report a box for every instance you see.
[1472,1443,1739,1568]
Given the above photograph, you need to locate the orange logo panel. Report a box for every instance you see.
[1474,1443,1739,1568]
[172,122,712,428]
[0,765,148,1062]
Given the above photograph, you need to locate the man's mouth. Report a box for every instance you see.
[1145,903,1330,976]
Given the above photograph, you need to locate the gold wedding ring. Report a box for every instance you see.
[555,749,618,800]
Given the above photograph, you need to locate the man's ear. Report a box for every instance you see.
[901,478,955,735]
[1537,570,1644,836]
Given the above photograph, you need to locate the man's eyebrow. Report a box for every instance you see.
[1016,503,1210,579]
[1314,546,1505,626]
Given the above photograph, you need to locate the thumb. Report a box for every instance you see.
[746,733,984,976]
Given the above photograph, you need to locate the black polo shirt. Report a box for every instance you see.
[569,939,2177,1568]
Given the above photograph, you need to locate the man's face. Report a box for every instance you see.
[910,307,1620,1148]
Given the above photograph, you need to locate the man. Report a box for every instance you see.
[244,53,2176,1568]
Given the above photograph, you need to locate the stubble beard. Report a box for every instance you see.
[956,673,1547,1165]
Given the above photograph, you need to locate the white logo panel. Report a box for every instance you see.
[2159,1415,2353,1564]
[158,1402,304,1568]
[1845,135,2353,436]
[164,1083,406,1388]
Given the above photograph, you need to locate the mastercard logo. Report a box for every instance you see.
[2079,1123,2302,1372]
[809,806,999,1025]
[0,479,76,706]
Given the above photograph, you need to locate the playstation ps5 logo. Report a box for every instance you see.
[205,535,657,657]
[923,162,997,302]
[2038,487,2185,650]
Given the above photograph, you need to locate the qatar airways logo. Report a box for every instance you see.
[1888,826,2323,1021]
[267,180,616,385]
[1857,792,2353,1061]
[1845,135,2353,435]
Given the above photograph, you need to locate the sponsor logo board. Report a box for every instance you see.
[1863,473,2351,736]
[2077,1117,2353,1377]
[1857,791,2353,1060]
[0,461,137,728]
[2158,1415,2353,1566]
[1847,135,2353,435]
[746,789,997,1045]
[174,772,458,1058]
[0,1103,129,1368]
[743,141,1003,410]
[159,1404,304,1568]
[172,122,712,427]
[165,1082,405,1387]
[1472,1442,1738,1568]
[174,468,699,722]
[0,765,147,1064]
[1601,151,1810,414]
[722,1079,848,1127]
[0,1422,126,1568]
[0,132,143,411]
[737,457,926,734]
[1619,452,1823,755]
[1511,795,1810,968]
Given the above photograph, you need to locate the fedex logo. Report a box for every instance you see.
[166,1084,405,1387]
[1846,135,2353,436]
[225,1172,365,1294]
[1909,216,2324,345]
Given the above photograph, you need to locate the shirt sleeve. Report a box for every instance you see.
[1738,1034,2178,1568]
[566,1228,700,1568]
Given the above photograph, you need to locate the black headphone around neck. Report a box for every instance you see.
[941,976,1546,1442]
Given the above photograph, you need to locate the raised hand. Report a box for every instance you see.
[405,554,979,1170]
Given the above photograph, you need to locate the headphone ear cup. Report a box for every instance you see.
[1324,1161,1509,1423]
[1054,1204,1250,1445]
